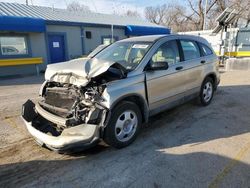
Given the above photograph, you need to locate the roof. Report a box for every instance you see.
[0,2,161,27]
[119,34,210,45]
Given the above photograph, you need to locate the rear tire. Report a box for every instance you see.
[199,77,214,106]
[104,101,142,149]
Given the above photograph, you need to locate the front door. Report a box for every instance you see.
[48,34,66,63]
[146,40,187,113]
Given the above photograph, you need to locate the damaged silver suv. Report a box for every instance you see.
[22,35,220,152]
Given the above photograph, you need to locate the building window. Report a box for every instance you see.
[85,31,92,39]
[102,37,112,45]
[102,36,118,45]
[0,36,28,56]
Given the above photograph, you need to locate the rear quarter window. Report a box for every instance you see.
[199,43,214,56]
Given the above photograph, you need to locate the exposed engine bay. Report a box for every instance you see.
[21,57,132,151]
[38,63,127,131]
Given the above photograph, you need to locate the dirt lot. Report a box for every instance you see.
[0,71,250,188]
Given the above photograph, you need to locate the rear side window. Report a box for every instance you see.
[180,40,200,61]
[200,43,213,56]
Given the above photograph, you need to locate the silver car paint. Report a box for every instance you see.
[45,57,116,86]
[101,35,219,121]
[24,35,219,150]
[101,73,149,121]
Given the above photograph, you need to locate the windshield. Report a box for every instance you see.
[94,41,152,71]
[88,44,108,58]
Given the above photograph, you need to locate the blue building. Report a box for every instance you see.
[0,2,170,77]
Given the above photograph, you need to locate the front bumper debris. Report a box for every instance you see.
[22,100,100,152]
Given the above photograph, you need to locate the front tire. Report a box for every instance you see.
[104,101,142,149]
[199,77,214,106]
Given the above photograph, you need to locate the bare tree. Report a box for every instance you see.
[210,0,250,27]
[145,1,220,31]
[145,0,250,32]
[228,0,250,27]
[67,1,91,13]
[182,0,218,30]
[144,5,168,25]
[144,3,195,32]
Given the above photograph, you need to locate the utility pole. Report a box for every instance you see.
[111,24,114,43]
[26,0,28,5]
[203,0,208,30]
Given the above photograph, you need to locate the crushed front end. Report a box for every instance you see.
[21,58,127,152]
[22,80,108,152]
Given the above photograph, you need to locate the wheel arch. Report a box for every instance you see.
[110,94,149,124]
[204,72,217,89]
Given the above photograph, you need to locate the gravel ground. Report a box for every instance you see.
[0,71,249,188]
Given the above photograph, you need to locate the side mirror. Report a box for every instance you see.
[148,60,169,71]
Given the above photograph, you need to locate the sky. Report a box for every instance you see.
[0,0,173,16]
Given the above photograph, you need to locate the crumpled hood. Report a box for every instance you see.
[45,58,116,86]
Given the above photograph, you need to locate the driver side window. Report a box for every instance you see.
[151,40,180,66]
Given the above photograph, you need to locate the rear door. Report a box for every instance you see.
[179,39,204,91]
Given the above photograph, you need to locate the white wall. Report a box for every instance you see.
[179,29,239,54]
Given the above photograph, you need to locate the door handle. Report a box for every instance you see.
[175,66,183,71]
[200,60,206,64]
